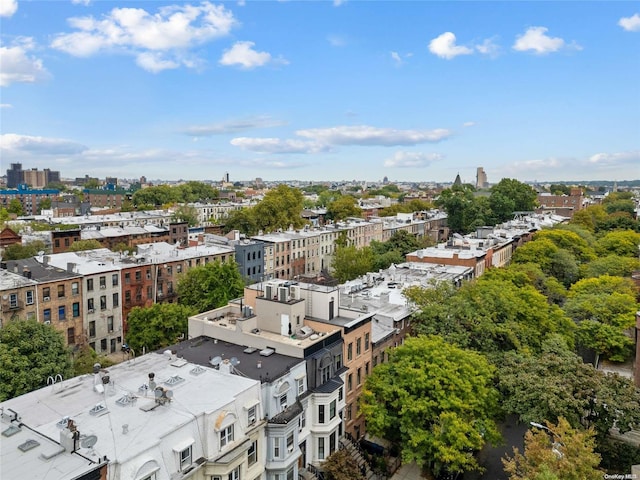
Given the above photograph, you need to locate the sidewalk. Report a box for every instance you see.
[391,462,424,480]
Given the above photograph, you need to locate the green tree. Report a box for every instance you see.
[534,229,596,263]
[177,260,245,313]
[490,178,538,220]
[175,181,218,203]
[72,344,114,376]
[326,195,361,221]
[2,240,49,260]
[84,178,101,189]
[435,184,480,234]
[570,205,608,232]
[171,204,199,227]
[596,230,640,257]
[7,198,24,216]
[581,255,640,279]
[37,198,52,212]
[502,418,603,480]
[68,239,103,252]
[126,303,195,353]
[132,185,178,207]
[223,208,258,236]
[253,184,306,232]
[322,449,363,480]
[331,245,373,282]
[0,320,72,401]
[361,336,500,476]
[549,184,571,195]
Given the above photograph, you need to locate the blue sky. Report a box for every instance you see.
[1,1,639,184]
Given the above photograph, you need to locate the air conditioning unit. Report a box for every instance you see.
[100,285,106,289]
[288,445,294,453]
[44,320,51,325]
[43,296,50,301]
[88,308,95,313]
[248,415,256,425]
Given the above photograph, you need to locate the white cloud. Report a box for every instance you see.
[230,137,329,154]
[51,2,237,71]
[0,0,18,17]
[512,26,580,54]
[71,0,91,6]
[618,13,640,32]
[296,125,452,146]
[135,52,180,73]
[462,121,476,127]
[184,116,286,136]
[219,41,287,69]
[333,0,345,6]
[390,51,412,66]
[0,38,50,87]
[327,34,346,47]
[476,38,500,57]
[588,151,640,166]
[384,151,443,168]
[0,133,88,155]
[1,103,13,108]
[429,32,473,59]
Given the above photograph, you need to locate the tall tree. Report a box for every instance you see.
[596,230,640,257]
[322,449,363,480]
[177,260,245,313]
[490,178,538,219]
[68,239,103,252]
[331,245,374,282]
[361,335,500,477]
[7,198,24,216]
[503,418,603,480]
[171,204,199,226]
[2,240,49,260]
[326,195,361,221]
[435,184,480,234]
[0,320,72,401]
[126,303,195,353]
[253,184,306,232]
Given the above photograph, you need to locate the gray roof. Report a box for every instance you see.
[5,258,81,283]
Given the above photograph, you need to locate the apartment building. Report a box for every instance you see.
[0,185,61,216]
[5,258,84,347]
[0,268,39,327]
[0,352,265,480]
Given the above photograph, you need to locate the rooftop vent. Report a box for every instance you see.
[259,348,275,357]
[89,403,108,416]
[56,416,70,429]
[18,439,40,452]
[116,394,137,407]
[243,347,258,354]
[189,365,206,376]
[164,375,185,386]
[2,425,21,437]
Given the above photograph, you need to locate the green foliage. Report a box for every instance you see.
[7,198,24,216]
[177,260,245,313]
[223,208,259,236]
[534,229,596,263]
[0,207,9,225]
[498,337,640,440]
[0,320,72,401]
[322,449,363,480]
[549,184,571,195]
[68,239,103,252]
[603,199,635,216]
[378,199,434,216]
[2,240,49,260]
[253,184,307,232]
[596,230,640,257]
[331,245,374,282]
[435,184,480,234]
[503,418,603,480]
[570,205,607,232]
[361,336,500,476]
[132,184,178,207]
[595,212,640,233]
[490,178,538,219]
[581,255,640,278]
[126,303,196,353]
[174,181,219,203]
[171,204,199,227]
[596,439,640,474]
[37,198,52,212]
[326,195,361,221]
[84,178,101,189]
[72,344,114,376]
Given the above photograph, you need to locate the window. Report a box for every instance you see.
[101,339,107,351]
[330,431,336,455]
[177,265,182,273]
[107,316,114,333]
[356,337,361,356]
[298,413,306,432]
[318,437,325,460]
[338,387,343,402]
[87,279,94,291]
[100,295,107,310]
[43,287,50,300]
[166,266,172,276]
[58,306,66,321]
[113,292,119,307]
[67,327,75,345]
[318,405,325,424]
[125,291,131,303]
[88,298,94,312]
[99,276,106,288]
[365,332,370,350]
[247,440,258,465]
[346,404,352,421]
[179,445,192,471]
[273,437,281,458]
[296,377,304,396]
[228,466,240,480]
[220,424,234,448]
[22,289,34,305]
[321,364,331,384]
[146,268,151,279]
[58,285,65,298]
[330,400,337,420]
[135,270,142,282]
[247,405,256,425]
[334,354,342,370]
[365,362,370,376]
[357,367,362,385]
[44,308,51,323]
[280,393,288,411]
[89,321,96,337]
[287,432,294,453]
[112,274,119,286]
[286,466,294,480]
[347,343,353,361]
[347,374,353,391]
[124,273,130,284]
[373,355,378,367]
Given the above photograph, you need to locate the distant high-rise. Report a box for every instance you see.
[453,173,462,186]
[6,163,23,188]
[476,167,488,189]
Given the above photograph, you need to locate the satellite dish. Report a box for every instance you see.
[210,356,222,367]
[230,357,240,366]
[165,390,174,398]
[81,435,98,449]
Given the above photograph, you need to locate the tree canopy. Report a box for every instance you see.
[0,320,72,401]
[126,303,196,353]
[68,239,103,252]
[361,335,500,476]
[253,184,307,232]
[2,240,49,260]
[326,195,361,221]
[177,260,245,313]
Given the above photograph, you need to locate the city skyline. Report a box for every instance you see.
[1,1,639,183]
